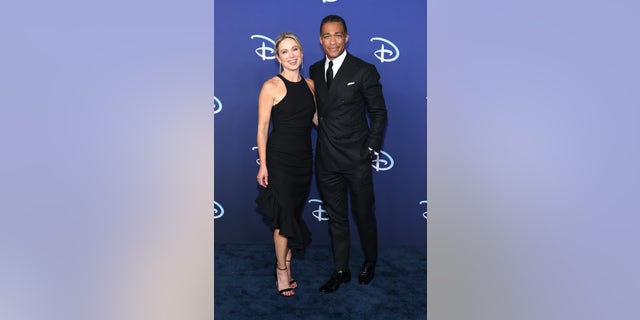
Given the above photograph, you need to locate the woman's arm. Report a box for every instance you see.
[306,78,319,127]
[256,80,275,187]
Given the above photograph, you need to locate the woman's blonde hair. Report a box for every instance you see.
[274,32,304,54]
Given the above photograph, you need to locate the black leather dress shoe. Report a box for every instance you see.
[358,262,375,285]
[319,270,351,293]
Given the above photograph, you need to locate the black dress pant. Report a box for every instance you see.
[316,161,378,271]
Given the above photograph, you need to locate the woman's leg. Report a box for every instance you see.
[274,229,294,296]
[285,249,297,288]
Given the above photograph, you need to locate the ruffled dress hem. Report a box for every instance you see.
[256,186,311,252]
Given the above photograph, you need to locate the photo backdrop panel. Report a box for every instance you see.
[214,0,426,246]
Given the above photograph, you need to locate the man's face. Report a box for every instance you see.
[320,21,349,59]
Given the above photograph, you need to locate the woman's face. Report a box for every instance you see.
[276,38,303,71]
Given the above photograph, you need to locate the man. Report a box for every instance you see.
[309,14,388,294]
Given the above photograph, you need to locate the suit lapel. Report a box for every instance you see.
[327,54,352,94]
[316,54,354,112]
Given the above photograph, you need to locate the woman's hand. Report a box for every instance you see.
[257,166,268,188]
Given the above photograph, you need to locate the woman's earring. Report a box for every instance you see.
[279,62,283,73]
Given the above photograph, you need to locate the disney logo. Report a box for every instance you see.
[370,37,400,63]
[308,199,329,221]
[213,201,224,219]
[251,146,260,165]
[372,150,395,172]
[213,96,222,114]
[419,200,427,220]
[250,35,276,61]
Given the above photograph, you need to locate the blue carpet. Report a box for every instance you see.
[214,244,426,319]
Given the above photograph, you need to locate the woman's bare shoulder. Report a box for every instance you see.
[265,75,284,87]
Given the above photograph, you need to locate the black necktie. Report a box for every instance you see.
[326,60,333,88]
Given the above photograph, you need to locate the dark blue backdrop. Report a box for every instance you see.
[214,0,426,246]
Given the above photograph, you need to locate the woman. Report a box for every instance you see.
[255,32,317,297]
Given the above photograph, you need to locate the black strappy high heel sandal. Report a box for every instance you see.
[286,260,298,289]
[274,262,295,297]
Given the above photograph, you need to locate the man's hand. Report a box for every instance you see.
[368,147,378,161]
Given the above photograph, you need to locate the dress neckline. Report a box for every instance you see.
[278,74,303,84]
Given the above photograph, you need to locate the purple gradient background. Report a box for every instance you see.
[1,0,638,320]
[429,1,639,319]
[1,1,213,320]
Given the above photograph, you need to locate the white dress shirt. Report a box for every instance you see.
[325,50,348,82]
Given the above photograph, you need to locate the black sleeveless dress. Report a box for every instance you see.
[256,74,315,251]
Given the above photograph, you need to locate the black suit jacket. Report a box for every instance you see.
[310,53,388,171]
